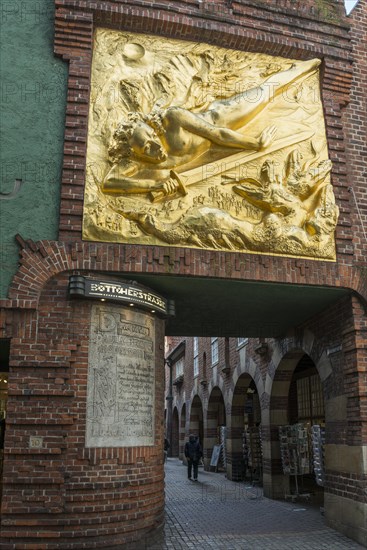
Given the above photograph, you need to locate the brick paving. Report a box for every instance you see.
[143,458,364,550]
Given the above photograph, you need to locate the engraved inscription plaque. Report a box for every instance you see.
[86,304,156,447]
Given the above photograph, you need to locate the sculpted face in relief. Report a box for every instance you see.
[83,29,339,260]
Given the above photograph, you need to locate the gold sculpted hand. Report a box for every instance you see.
[149,170,188,202]
[162,176,180,195]
[258,125,277,149]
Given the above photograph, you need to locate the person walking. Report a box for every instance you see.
[184,434,202,481]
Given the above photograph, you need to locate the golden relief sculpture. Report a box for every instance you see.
[82,29,338,260]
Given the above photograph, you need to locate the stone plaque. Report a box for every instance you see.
[86,304,156,447]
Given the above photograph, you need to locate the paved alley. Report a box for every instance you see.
[143,458,365,550]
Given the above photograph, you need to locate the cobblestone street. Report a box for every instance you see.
[144,458,365,549]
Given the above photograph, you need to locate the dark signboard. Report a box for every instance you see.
[69,276,170,316]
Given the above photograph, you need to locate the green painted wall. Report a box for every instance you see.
[0,1,68,297]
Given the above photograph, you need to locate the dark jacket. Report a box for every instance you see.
[184,436,202,462]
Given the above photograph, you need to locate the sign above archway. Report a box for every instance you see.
[83,29,338,260]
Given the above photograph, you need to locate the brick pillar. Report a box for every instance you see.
[179,403,186,460]
[172,407,179,456]
[205,408,219,468]
[0,274,166,549]
[189,396,203,448]
[323,298,367,546]
[227,374,253,481]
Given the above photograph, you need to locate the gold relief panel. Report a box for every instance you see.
[82,29,338,260]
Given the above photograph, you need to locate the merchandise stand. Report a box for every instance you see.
[220,426,227,470]
[242,426,263,484]
[279,424,311,502]
[311,424,325,486]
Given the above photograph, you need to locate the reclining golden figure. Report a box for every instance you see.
[103,58,321,198]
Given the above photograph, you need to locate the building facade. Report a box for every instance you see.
[0,0,366,548]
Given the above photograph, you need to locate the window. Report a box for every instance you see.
[310,374,324,418]
[297,377,311,419]
[211,337,218,366]
[296,374,324,421]
[237,337,248,347]
[175,357,184,378]
[193,337,199,377]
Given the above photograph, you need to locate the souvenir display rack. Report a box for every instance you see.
[242,425,263,483]
[220,425,227,469]
[311,424,325,486]
[279,423,311,499]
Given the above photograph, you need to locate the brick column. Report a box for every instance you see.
[1,273,166,548]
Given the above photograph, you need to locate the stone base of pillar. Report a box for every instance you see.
[324,493,367,547]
